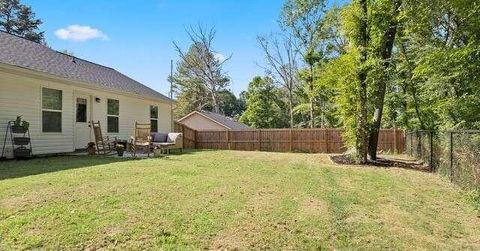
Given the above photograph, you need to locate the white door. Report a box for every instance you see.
[74,95,91,149]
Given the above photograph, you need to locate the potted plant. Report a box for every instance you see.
[115,144,125,157]
[87,142,96,155]
[11,116,29,134]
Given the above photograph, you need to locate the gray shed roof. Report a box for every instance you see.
[0,31,170,102]
[180,110,251,130]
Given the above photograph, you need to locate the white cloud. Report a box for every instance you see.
[54,25,109,42]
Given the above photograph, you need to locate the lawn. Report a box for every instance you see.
[0,150,479,250]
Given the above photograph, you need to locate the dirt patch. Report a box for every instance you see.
[301,198,329,216]
[330,154,357,165]
[330,154,431,172]
[209,227,253,250]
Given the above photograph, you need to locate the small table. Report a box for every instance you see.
[152,142,175,157]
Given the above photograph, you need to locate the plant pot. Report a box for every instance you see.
[11,125,28,134]
[117,150,124,157]
[14,147,31,158]
[13,137,30,145]
[87,147,96,155]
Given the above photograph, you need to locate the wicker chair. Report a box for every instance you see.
[130,122,152,157]
[91,121,117,155]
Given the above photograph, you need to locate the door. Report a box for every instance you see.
[74,95,91,149]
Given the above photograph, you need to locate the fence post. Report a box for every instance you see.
[418,131,423,159]
[258,129,262,151]
[181,125,185,148]
[393,128,397,154]
[194,130,198,149]
[429,131,433,171]
[325,128,329,153]
[449,131,454,182]
[410,133,413,156]
[227,130,231,150]
[289,129,293,152]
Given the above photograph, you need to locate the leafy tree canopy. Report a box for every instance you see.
[0,0,44,43]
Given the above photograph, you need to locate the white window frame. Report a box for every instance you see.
[107,98,119,133]
[41,87,63,133]
[150,105,158,133]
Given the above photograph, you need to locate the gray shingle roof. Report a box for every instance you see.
[0,31,170,102]
[198,111,251,130]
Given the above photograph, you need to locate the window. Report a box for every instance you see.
[150,105,158,132]
[42,88,62,132]
[107,99,119,133]
[76,98,87,122]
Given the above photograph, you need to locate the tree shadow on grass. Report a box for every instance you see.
[0,156,132,181]
[0,149,204,180]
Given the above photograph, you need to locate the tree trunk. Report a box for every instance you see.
[367,0,401,160]
[356,0,369,164]
[399,40,425,130]
[288,89,294,128]
[211,88,220,113]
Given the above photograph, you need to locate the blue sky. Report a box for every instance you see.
[24,0,343,97]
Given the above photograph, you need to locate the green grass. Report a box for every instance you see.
[0,150,479,250]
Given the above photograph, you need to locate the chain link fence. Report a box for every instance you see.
[406,130,480,190]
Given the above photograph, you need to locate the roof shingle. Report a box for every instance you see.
[183,111,251,130]
[0,31,170,102]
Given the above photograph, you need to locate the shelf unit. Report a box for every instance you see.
[1,121,33,159]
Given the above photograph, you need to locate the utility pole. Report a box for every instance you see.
[170,59,174,131]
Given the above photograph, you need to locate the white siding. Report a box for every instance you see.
[180,114,228,130]
[0,68,171,155]
[91,93,172,140]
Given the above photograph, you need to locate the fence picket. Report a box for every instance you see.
[174,122,403,154]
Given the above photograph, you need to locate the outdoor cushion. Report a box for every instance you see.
[167,133,181,143]
[152,133,168,142]
[152,142,175,146]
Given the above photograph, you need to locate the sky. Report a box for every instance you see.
[24,0,343,97]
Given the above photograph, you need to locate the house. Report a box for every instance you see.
[177,110,250,130]
[0,31,172,156]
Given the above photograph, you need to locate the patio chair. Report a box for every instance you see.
[130,122,152,157]
[91,120,117,155]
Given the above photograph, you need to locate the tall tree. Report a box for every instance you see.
[217,90,245,118]
[280,0,327,128]
[367,0,402,160]
[0,0,44,43]
[397,0,480,130]
[173,25,230,114]
[258,33,299,128]
[240,76,288,128]
[341,0,370,163]
[335,0,402,162]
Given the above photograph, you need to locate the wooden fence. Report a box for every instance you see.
[174,122,405,154]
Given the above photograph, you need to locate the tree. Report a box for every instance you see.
[366,0,402,160]
[332,0,402,162]
[195,89,245,118]
[0,0,44,43]
[172,76,208,119]
[258,33,299,128]
[240,76,288,128]
[217,90,245,118]
[280,0,327,128]
[394,0,480,130]
[342,0,369,163]
[173,25,230,114]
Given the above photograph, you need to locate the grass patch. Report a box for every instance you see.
[0,150,479,249]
